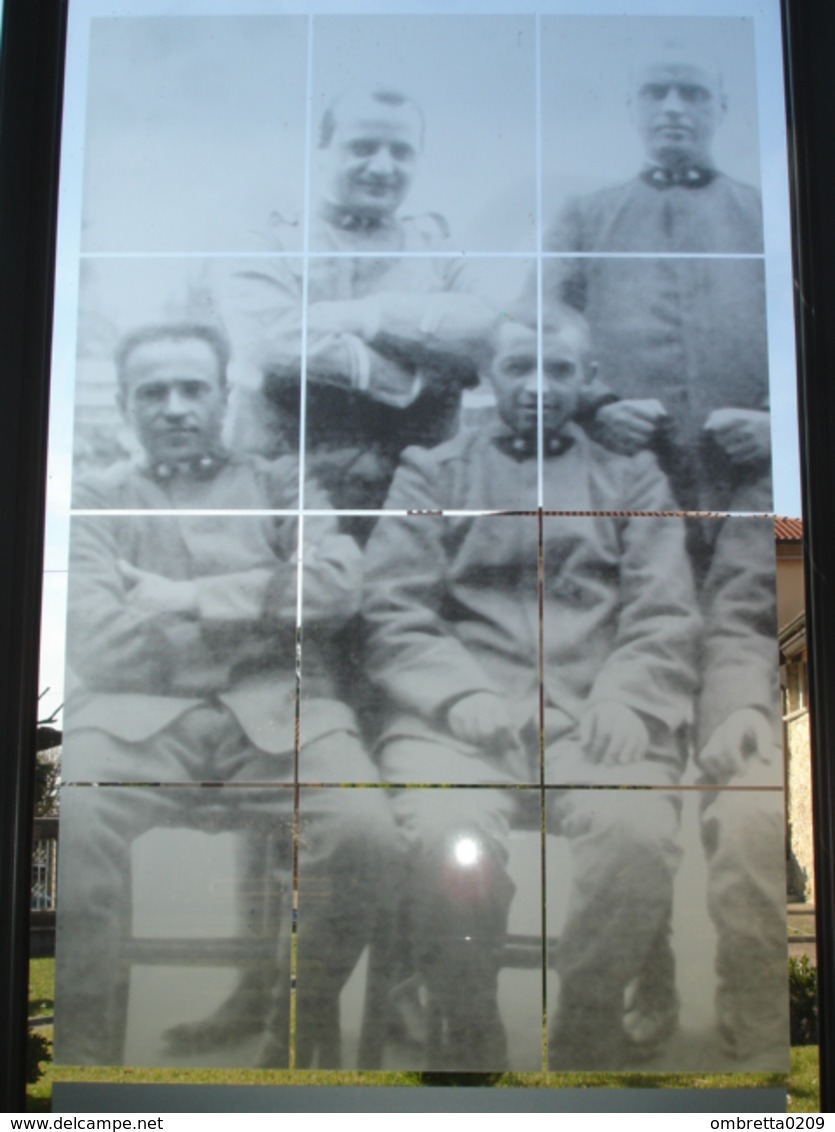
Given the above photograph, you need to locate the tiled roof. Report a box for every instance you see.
[775,517,804,542]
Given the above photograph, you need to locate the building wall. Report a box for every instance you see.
[776,547,805,629]
[785,690,814,903]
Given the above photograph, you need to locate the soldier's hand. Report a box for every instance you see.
[703,408,771,467]
[579,701,649,765]
[698,707,775,782]
[593,399,669,455]
[119,560,197,615]
[447,692,524,753]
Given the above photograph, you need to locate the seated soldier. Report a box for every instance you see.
[362,301,699,1069]
[55,322,399,1067]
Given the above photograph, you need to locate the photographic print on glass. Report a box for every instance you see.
[51,1,792,1079]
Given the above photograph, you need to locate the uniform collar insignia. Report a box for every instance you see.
[641,164,717,190]
[147,452,229,482]
[320,199,392,233]
[493,432,574,461]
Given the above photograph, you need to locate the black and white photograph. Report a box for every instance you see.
[541,15,762,252]
[362,515,541,787]
[47,0,797,1085]
[309,16,537,254]
[72,258,306,487]
[540,256,771,513]
[306,254,537,515]
[61,512,302,786]
[81,16,309,254]
[695,515,783,791]
[297,784,545,1072]
[541,513,698,789]
[54,784,296,1066]
[296,515,384,785]
[545,787,789,1072]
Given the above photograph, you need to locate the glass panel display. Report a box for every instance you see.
[44,0,797,1087]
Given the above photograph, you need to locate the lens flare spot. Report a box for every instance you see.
[453,836,481,867]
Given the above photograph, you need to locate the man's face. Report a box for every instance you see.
[631,62,725,168]
[488,322,588,440]
[119,337,227,465]
[322,99,421,220]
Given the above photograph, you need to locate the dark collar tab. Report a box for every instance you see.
[148,452,228,482]
[493,432,573,461]
[320,199,388,233]
[641,164,717,190]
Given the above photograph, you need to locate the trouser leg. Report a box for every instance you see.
[55,709,294,1066]
[701,789,789,1063]
[622,912,680,1053]
[54,781,175,1064]
[388,785,516,1071]
[548,790,682,1070]
[260,730,402,1069]
[161,829,290,1055]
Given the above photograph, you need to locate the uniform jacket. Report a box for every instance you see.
[66,453,359,755]
[220,209,490,473]
[544,172,769,510]
[363,422,699,747]
[546,171,763,255]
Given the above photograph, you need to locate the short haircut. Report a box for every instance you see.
[115,323,231,391]
[492,296,592,357]
[318,85,426,149]
[628,42,725,103]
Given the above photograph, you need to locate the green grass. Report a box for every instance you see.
[787,914,816,938]
[27,959,821,1112]
[28,958,54,1018]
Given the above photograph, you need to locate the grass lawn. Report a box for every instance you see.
[27,959,821,1112]
[788,914,816,938]
[29,958,55,1019]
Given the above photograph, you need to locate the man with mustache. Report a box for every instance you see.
[55,323,399,1066]
[222,85,493,533]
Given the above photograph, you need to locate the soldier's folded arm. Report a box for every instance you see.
[268,292,492,408]
[67,517,219,692]
[362,451,500,724]
[67,481,353,692]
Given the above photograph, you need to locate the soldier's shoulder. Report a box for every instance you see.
[71,460,140,508]
[399,211,452,250]
[408,427,483,468]
[714,172,762,207]
[392,431,483,497]
[250,211,303,252]
[234,451,300,504]
[579,177,640,208]
[545,179,639,248]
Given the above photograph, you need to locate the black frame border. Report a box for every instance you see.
[0,0,67,1112]
[782,0,835,1113]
